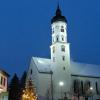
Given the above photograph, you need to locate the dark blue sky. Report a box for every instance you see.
[0,0,100,77]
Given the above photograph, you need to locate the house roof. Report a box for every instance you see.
[0,69,10,77]
[32,57,100,77]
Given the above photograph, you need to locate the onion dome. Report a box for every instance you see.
[51,5,67,24]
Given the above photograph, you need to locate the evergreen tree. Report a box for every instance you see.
[9,73,19,100]
[22,79,37,100]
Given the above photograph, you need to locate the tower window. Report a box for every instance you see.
[61,45,65,52]
[56,35,59,42]
[61,26,64,28]
[61,29,64,32]
[61,35,64,41]
[61,26,64,32]
[53,46,55,53]
[62,56,65,61]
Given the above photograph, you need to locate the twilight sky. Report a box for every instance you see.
[0,0,100,77]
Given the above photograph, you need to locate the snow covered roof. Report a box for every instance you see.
[32,57,51,73]
[71,61,100,77]
[31,57,100,77]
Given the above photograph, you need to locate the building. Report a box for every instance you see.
[27,5,100,100]
[0,69,9,100]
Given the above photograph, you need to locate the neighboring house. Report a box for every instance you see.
[0,69,9,100]
[27,5,100,100]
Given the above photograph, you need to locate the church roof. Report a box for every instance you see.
[71,61,100,78]
[31,57,100,77]
[51,5,67,24]
[32,57,51,73]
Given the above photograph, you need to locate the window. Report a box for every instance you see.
[61,29,64,32]
[53,57,55,62]
[56,35,59,42]
[3,78,6,86]
[96,82,99,94]
[1,76,3,85]
[61,35,64,41]
[53,46,55,53]
[62,56,65,61]
[30,69,32,75]
[63,67,65,70]
[61,26,64,32]
[61,26,64,28]
[61,45,65,52]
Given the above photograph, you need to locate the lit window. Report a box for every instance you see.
[61,45,65,52]
[53,46,55,53]
[62,56,65,61]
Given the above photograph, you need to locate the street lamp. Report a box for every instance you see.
[59,81,64,87]
[90,87,93,100]
[59,81,64,99]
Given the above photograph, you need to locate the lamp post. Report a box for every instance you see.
[50,71,53,100]
[59,81,64,99]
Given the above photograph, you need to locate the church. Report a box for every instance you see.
[26,6,100,100]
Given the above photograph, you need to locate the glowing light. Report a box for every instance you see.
[0,88,3,91]
[59,81,64,86]
[90,87,93,90]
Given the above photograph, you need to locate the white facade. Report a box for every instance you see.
[0,70,9,100]
[27,6,100,100]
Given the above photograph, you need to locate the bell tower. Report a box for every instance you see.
[50,5,71,100]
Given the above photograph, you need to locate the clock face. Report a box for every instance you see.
[55,25,59,29]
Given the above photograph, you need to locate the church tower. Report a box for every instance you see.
[50,5,71,99]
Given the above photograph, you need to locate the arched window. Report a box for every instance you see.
[53,46,55,53]
[56,35,59,42]
[30,69,32,75]
[62,56,65,61]
[61,45,65,52]
[61,35,64,41]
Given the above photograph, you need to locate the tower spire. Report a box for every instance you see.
[56,3,61,16]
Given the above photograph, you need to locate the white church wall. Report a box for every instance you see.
[26,58,39,91]
[38,73,51,97]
